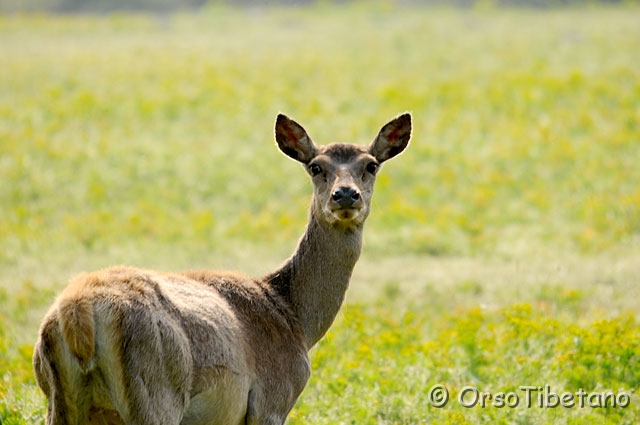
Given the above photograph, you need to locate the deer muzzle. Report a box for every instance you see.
[331,186,361,209]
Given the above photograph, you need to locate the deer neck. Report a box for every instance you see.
[265,207,363,349]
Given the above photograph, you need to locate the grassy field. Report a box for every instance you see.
[1,4,640,424]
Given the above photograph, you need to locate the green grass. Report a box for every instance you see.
[1,4,639,424]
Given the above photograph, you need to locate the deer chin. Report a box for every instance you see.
[324,206,366,226]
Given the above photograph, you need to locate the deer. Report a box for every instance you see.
[33,112,412,425]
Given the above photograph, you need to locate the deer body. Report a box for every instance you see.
[33,113,411,425]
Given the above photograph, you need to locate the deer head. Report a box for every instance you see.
[275,113,412,229]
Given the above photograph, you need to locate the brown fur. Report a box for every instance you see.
[57,288,95,368]
[33,113,411,425]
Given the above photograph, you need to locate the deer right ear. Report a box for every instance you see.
[369,113,412,163]
[275,114,317,164]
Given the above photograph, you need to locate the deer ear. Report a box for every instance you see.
[275,114,317,164]
[369,113,411,163]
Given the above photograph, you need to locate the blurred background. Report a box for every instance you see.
[0,0,638,13]
[1,0,639,423]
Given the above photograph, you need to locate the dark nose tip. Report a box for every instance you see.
[332,187,360,208]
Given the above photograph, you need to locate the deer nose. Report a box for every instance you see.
[332,187,360,208]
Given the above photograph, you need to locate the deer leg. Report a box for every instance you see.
[109,306,192,425]
[34,320,93,425]
[244,387,292,425]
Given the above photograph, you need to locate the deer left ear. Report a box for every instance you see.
[369,113,412,163]
[275,114,317,164]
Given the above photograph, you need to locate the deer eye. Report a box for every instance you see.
[366,162,379,174]
[308,163,322,176]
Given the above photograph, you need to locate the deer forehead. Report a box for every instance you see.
[320,143,368,160]
[313,144,375,171]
